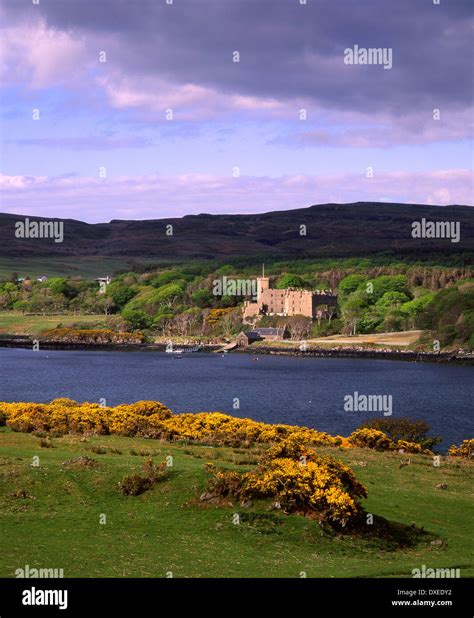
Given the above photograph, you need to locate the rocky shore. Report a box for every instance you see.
[0,335,472,364]
[234,345,474,364]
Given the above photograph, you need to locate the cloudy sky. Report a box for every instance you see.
[0,0,472,222]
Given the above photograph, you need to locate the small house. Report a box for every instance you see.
[236,327,289,347]
[236,331,262,347]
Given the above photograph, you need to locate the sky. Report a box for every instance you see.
[0,0,472,222]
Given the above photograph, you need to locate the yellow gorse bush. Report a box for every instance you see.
[396,439,424,454]
[448,438,474,458]
[348,428,394,451]
[41,328,144,344]
[348,428,428,454]
[205,435,368,528]
[0,399,425,456]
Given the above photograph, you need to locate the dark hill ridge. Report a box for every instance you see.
[1,202,472,260]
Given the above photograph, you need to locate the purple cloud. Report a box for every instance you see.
[0,170,471,223]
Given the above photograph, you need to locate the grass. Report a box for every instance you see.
[0,312,105,336]
[0,257,137,279]
[0,427,472,578]
[308,331,424,347]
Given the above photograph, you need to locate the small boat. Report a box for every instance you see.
[172,355,183,359]
[165,344,184,354]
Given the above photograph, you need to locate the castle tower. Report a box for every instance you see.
[257,276,269,304]
[256,264,269,304]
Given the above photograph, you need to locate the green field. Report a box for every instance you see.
[0,312,105,335]
[0,428,472,578]
[0,257,149,279]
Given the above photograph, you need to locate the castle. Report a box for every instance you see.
[242,271,337,323]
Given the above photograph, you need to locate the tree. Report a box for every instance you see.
[122,309,152,330]
[107,282,136,310]
[150,270,180,288]
[46,277,73,299]
[340,291,368,335]
[286,316,312,340]
[219,308,242,337]
[192,288,214,308]
[337,274,367,297]
[359,417,442,450]
[13,300,30,314]
[369,275,409,302]
[276,274,311,290]
[98,296,115,316]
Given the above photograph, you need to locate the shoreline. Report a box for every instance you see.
[0,336,473,364]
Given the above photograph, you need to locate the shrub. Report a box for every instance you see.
[120,458,168,496]
[119,474,153,496]
[204,447,367,529]
[204,464,244,499]
[7,403,51,433]
[116,401,172,419]
[130,449,153,457]
[50,398,80,408]
[359,417,441,450]
[395,440,424,454]
[348,428,394,451]
[142,458,167,483]
[243,456,366,527]
[3,399,428,458]
[41,328,144,344]
[62,456,98,468]
[448,439,474,459]
[90,446,107,455]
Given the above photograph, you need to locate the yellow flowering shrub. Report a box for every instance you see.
[349,429,426,454]
[245,456,365,526]
[448,439,474,459]
[6,403,51,433]
[63,403,110,435]
[1,398,435,462]
[114,401,172,419]
[50,398,80,407]
[395,439,424,454]
[348,428,394,451]
[204,463,244,498]
[108,401,172,437]
[159,412,338,448]
[205,308,234,325]
[41,328,144,344]
[205,448,367,528]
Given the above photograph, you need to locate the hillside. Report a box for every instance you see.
[1,427,472,578]
[1,202,473,265]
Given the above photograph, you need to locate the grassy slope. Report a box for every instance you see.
[0,257,146,279]
[0,428,472,578]
[0,313,105,335]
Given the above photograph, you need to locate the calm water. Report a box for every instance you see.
[0,348,472,450]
